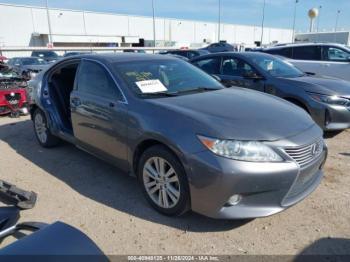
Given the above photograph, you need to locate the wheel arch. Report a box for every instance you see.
[284,97,310,114]
[132,138,187,179]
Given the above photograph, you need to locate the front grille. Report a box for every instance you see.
[283,139,324,167]
[5,93,21,101]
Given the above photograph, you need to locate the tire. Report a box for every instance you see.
[33,109,60,148]
[138,145,190,216]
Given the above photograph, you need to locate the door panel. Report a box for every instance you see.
[219,57,265,92]
[70,60,129,170]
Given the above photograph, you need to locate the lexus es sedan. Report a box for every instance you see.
[28,53,327,219]
[191,52,350,131]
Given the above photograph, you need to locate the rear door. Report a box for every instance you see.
[320,46,350,81]
[218,57,265,92]
[70,59,129,170]
[289,45,324,74]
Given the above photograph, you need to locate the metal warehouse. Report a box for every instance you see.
[0,3,293,50]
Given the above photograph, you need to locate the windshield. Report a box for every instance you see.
[252,55,304,78]
[33,51,58,58]
[114,59,223,97]
[21,58,47,65]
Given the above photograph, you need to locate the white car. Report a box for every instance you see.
[260,43,350,81]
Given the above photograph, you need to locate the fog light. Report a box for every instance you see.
[226,194,242,206]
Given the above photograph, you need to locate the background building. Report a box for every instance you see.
[295,31,350,45]
[0,3,293,50]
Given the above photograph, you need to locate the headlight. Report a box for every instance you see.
[197,135,283,162]
[308,92,350,107]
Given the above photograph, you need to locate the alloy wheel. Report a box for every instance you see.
[143,157,181,209]
[34,113,48,144]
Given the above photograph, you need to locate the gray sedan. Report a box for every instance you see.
[29,53,327,219]
[191,52,350,131]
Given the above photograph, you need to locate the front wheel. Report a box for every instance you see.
[138,145,190,216]
[33,109,60,148]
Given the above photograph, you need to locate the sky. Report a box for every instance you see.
[1,0,350,32]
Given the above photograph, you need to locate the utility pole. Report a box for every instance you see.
[260,0,266,46]
[292,0,299,43]
[316,5,322,32]
[218,0,221,42]
[335,10,340,32]
[152,0,156,49]
[45,0,53,45]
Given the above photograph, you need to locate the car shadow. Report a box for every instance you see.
[0,120,251,232]
[294,238,350,262]
[339,153,350,157]
[323,130,343,139]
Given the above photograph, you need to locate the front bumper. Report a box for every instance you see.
[309,101,350,131]
[186,128,327,219]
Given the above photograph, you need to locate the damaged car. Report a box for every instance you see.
[29,53,327,219]
[0,64,29,117]
[7,57,49,80]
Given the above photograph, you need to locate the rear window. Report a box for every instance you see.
[292,46,321,60]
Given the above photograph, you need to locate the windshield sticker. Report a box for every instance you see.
[136,79,168,93]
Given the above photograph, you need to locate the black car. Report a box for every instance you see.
[31,50,59,63]
[191,52,350,131]
[200,42,234,53]
[63,51,95,57]
[159,49,209,59]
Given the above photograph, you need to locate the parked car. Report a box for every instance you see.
[259,43,350,81]
[7,57,49,79]
[123,49,146,53]
[31,50,59,63]
[159,49,209,59]
[0,64,29,117]
[191,52,350,131]
[200,42,234,53]
[29,53,326,219]
[63,51,95,57]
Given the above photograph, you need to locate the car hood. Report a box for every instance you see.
[282,75,350,98]
[149,88,316,141]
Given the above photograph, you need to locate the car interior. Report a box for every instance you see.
[48,62,80,132]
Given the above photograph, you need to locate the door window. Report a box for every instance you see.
[292,46,321,60]
[77,60,123,100]
[323,47,350,61]
[221,57,255,76]
[193,57,221,74]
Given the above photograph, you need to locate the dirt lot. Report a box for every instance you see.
[0,115,349,256]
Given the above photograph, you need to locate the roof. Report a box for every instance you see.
[190,51,275,61]
[263,42,348,50]
[69,53,178,64]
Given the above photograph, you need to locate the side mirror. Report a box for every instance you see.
[211,75,222,82]
[243,72,264,80]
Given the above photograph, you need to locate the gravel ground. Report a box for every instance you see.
[0,115,349,256]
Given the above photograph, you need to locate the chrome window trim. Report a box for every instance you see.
[82,58,128,104]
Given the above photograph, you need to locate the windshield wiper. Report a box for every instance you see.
[172,87,221,95]
[138,91,178,98]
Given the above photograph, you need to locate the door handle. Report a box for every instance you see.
[71,97,81,107]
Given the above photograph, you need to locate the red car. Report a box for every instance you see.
[0,64,29,117]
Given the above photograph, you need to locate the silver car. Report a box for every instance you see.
[260,43,350,81]
[29,53,327,219]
